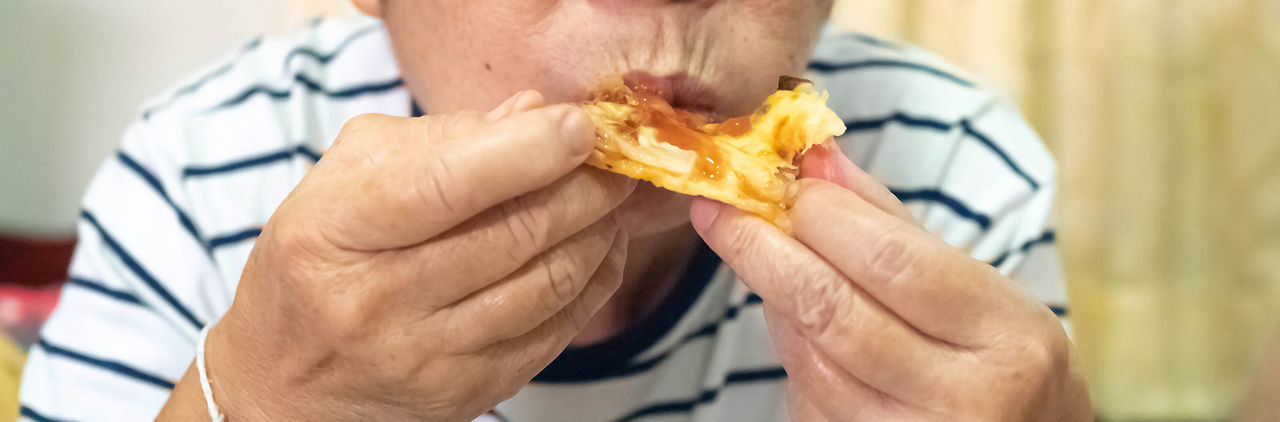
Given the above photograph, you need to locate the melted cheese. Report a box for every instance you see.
[581,78,846,229]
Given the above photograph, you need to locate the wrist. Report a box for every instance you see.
[156,363,218,420]
[204,306,294,420]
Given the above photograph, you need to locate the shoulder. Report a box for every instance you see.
[810,28,1056,249]
[94,14,412,282]
[809,28,993,122]
[134,13,408,163]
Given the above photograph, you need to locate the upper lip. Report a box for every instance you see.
[621,71,721,120]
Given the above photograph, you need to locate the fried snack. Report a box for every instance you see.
[580,76,846,228]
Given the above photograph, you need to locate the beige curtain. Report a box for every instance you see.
[832,0,1280,420]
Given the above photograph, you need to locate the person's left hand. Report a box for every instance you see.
[690,141,1091,421]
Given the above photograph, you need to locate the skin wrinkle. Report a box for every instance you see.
[154,1,1085,420]
[689,142,1088,419]
[794,183,981,351]
[369,0,840,343]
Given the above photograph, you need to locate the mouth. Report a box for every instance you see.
[620,71,723,122]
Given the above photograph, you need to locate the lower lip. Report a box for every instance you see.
[621,71,673,100]
[619,71,718,117]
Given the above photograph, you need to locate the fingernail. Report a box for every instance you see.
[798,140,836,180]
[827,140,858,182]
[559,106,596,156]
[689,197,723,233]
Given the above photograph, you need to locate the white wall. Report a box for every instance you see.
[0,0,309,236]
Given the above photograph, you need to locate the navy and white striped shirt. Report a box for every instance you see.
[19,14,1067,422]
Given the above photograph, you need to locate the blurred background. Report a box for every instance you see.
[2,0,1278,420]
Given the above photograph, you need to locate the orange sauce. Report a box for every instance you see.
[608,81,730,180]
[647,111,724,180]
[647,111,702,151]
[715,116,752,137]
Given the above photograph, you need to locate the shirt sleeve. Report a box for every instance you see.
[989,183,1071,333]
[958,98,1070,326]
[919,95,1071,331]
[20,119,229,421]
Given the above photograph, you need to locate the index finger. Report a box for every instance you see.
[309,105,597,251]
[789,179,1047,343]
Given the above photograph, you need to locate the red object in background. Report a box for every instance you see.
[0,233,76,348]
[0,234,76,287]
[0,286,61,348]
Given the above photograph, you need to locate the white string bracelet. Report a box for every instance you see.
[197,324,227,421]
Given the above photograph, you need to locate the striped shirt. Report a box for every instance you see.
[19,14,1068,422]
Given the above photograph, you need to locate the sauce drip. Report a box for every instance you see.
[648,110,724,180]
[647,112,703,151]
[715,116,752,137]
[617,80,730,180]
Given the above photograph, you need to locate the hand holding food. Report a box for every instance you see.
[161,91,637,421]
[690,142,1091,421]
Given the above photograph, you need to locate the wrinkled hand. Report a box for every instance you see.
[690,142,1090,421]
[198,91,636,421]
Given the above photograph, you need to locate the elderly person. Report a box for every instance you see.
[19,0,1089,420]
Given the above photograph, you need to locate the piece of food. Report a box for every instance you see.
[581,76,846,228]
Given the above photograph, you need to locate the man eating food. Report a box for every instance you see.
[19,0,1091,420]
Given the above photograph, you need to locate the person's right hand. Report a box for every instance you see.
[199,91,636,421]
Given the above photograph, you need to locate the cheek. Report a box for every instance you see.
[387,0,570,112]
[389,0,831,114]
[732,0,830,58]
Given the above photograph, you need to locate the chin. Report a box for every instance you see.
[615,182,694,237]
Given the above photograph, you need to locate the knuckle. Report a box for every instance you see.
[261,219,339,282]
[438,308,500,354]
[537,247,583,307]
[490,368,528,401]
[564,302,594,332]
[336,113,386,144]
[339,113,379,133]
[416,153,469,217]
[499,196,552,253]
[791,272,844,336]
[430,360,508,415]
[1004,330,1064,383]
[868,224,918,285]
[596,248,626,292]
[312,286,383,347]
